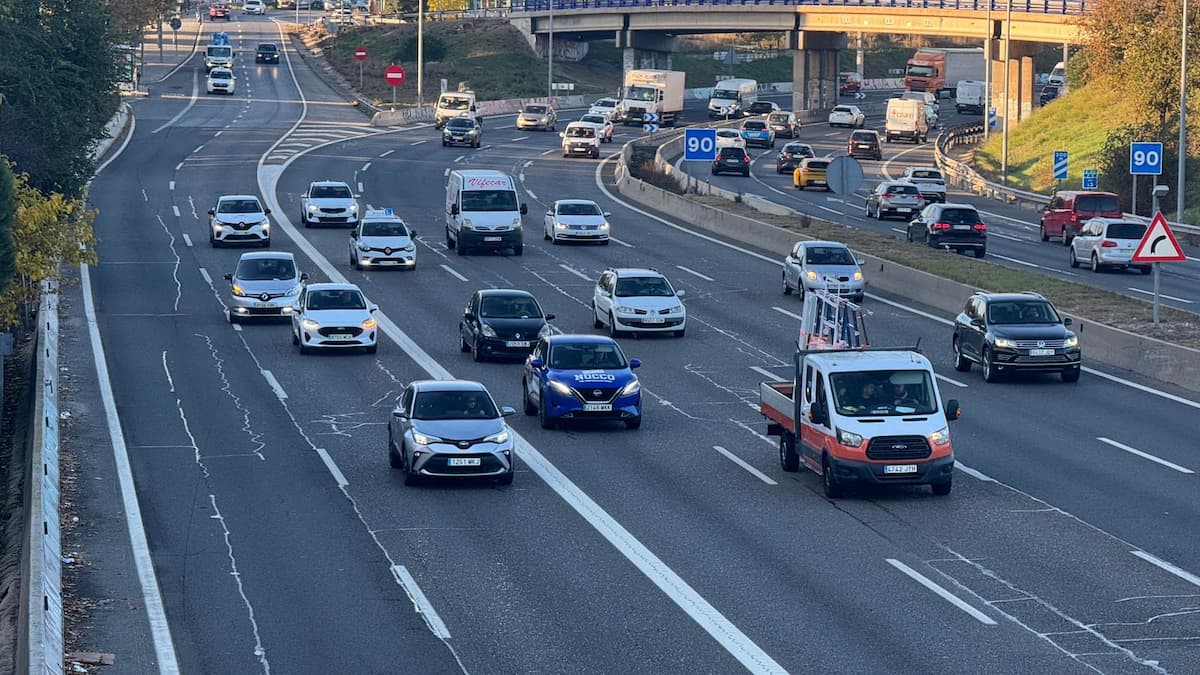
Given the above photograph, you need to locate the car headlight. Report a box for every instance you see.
[511,218,521,228]
[214,224,224,232]
[853,271,863,281]
[614,305,637,314]
[307,204,319,212]
[1064,335,1079,348]
[349,204,358,213]
[483,430,509,444]
[302,319,320,330]
[599,222,610,229]
[402,245,415,252]
[620,379,641,396]
[231,284,247,297]
[548,381,574,395]
[837,428,863,447]
[412,431,441,446]
[805,270,818,281]
[539,117,548,123]
[462,219,473,228]
[480,324,497,337]
[358,243,371,251]
[555,222,568,230]
[666,305,683,314]
[994,337,1016,349]
[361,318,376,330]
[261,221,269,231]
[286,284,302,296]
[931,426,951,446]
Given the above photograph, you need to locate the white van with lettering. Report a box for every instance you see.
[445,170,527,256]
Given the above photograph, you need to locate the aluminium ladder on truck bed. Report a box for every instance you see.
[797,289,869,352]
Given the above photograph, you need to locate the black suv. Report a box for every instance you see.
[907,203,987,258]
[952,292,1081,383]
[255,43,279,64]
[776,142,814,174]
[847,130,882,160]
[712,147,750,176]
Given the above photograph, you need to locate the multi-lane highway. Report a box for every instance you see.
[75,12,1200,674]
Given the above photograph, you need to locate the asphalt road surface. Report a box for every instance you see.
[78,13,1200,674]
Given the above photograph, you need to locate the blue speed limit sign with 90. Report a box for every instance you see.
[1129,142,1163,175]
[684,128,718,161]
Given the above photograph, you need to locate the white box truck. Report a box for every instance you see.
[903,47,985,99]
[885,98,928,144]
[615,69,685,127]
[434,91,480,130]
[707,78,758,119]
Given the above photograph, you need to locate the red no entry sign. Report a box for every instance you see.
[354,46,367,61]
[384,64,405,87]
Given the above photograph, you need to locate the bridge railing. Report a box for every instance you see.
[512,0,1090,13]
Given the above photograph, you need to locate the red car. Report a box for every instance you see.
[209,4,231,19]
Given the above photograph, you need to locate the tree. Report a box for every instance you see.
[0,158,15,296]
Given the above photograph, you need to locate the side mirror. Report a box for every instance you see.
[463,311,475,320]
[629,358,641,369]
[945,399,961,421]
[1063,317,1073,326]
[300,272,309,281]
[369,305,378,313]
[519,204,528,215]
[450,204,460,215]
[675,289,686,298]
[970,317,984,328]
[223,273,233,281]
[856,259,865,266]
[290,303,301,313]
[350,230,358,238]
[391,410,407,419]
[409,229,416,236]
[264,208,272,215]
[558,132,565,138]
[544,313,556,321]
[208,209,216,215]
[500,406,517,417]
[603,212,611,217]
[530,358,544,369]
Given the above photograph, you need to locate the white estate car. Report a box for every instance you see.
[224,252,306,323]
[828,104,865,128]
[715,128,746,149]
[243,0,266,14]
[577,113,614,143]
[592,267,686,338]
[291,283,379,354]
[209,194,271,247]
[300,180,359,228]
[349,209,416,269]
[544,199,611,245]
[206,67,236,95]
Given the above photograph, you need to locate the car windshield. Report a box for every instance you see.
[906,65,936,78]
[805,160,829,170]
[886,184,919,195]
[784,144,812,155]
[257,44,276,52]
[593,99,615,107]
[937,208,980,224]
[806,246,855,265]
[580,115,606,124]
[440,97,470,110]
[311,185,351,199]
[909,169,941,180]
[446,118,475,129]
[306,289,366,310]
[832,106,853,114]
[1106,222,1147,239]
[207,46,232,57]
[461,189,518,212]
[211,70,232,79]
[988,301,1061,325]
[362,220,408,236]
[614,276,674,297]
[524,105,548,114]
[1077,195,1120,212]
[624,85,658,102]
[768,113,790,123]
[412,390,498,420]
[831,370,937,416]
[711,90,740,100]
[236,258,296,281]
[718,148,746,159]
[743,121,766,130]
[851,132,876,142]
[218,199,262,214]
[480,295,541,319]
[566,126,595,138]
[557,202,601,216]
[549,342,627,369]
[717,130,739,137]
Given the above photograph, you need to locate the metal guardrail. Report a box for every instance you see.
[512,0,1090,13]
[934,122,1200,236]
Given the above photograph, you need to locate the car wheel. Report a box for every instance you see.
[514,245,523,256]
[608,313,619,339]
[931,479,952,496]
[973,247,986,259]
[388,434,404,469]
[674,327,685,338]
[925,231,935,248]
[782,271,792,295]
[1040,225,1049,242]
[301,213,311,228]
[779,434,799,472]
[460,333,471,352]
[1069,246,1079,268]
[592,302,604,329]
[1062,366,1081,383]
[291,329,299,346]
[496,469,514,485]
[456,236,466,256]
[905,227,913,243]
[1062,228,1072,246]
[350,253,359,269]
[445,228,453,247]
[1091,253,1101,273]
[522,380,538,416]
[624,416,641,430]
[539,391,556,429]
[402,453,420,486]
[299,341,312,355]
[1140,265,1152,275]
[982,347,1001,383]
[866,203,874,219]
[822,456,842,498]
[365,343,378,355]
[544,227,551,241]
[471,337,484,362]
[952,337,971,372]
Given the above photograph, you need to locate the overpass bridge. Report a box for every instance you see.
[511,0,1091,124]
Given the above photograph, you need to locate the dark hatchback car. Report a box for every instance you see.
[255,43,280,64]
[776,142,815,174]
[953,292,1081,383]
[847,130,882,160]
[712,147,750,176]
[907,202,987,258]
[1038,85,1060,106]
[459,289,554,362]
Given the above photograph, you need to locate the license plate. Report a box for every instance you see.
[447,457,481,467]
[726,160,740,165]
[643,317,664,324]
[379,260,398,265]
[954,224,970,229]
[506,340,530,348]
[884,464,918,474]
[897,208,911,213]
[583,403,612,412]
[254,302,274,308]
[1029,348,1055,356]
[329,334,351,340]
[483,236,502,242]
[857,144,871,148]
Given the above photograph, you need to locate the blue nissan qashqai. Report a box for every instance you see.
[522,334,642,430]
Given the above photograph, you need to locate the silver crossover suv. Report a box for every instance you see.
[223,251,307,322]
[388,380,517,485]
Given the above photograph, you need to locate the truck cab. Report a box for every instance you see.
[617,69,685,127]
[204,33,234,71]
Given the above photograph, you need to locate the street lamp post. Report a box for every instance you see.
[1178,0,1189,222]
[418,0,424,107]
[984,0,991,140]
[1001,0,1012,185]
[547,0,554,102]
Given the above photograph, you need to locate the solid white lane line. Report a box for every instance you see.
[181,233,193,247]
[261,369,288,400]
[439,264,468,282]
[713,446,778,485]
[232,323,242,332]
[153,69,200,135]
[194,145,205,153]
[890,228,906,234]
[675,265,715,282]
[557,263,592,281]
[172,205,181,217]
[988,253,1078,276]
[391,566,451,639]
[80,266,181,674]
[934,373,968,388]
[315,448,349,487]
[608,235,633,248]
[886,559,997,625]
[540,148,556,155]
[1096,437,1194,474]
[511,136,529,142]
[361,161,372,171]
[453,155,465,163]
[1127,287,1194,304]
[380,149,395,156]
[526,189,539,201]
[750,366,786,382]
[175,162,184,171]
[1130,551,1200,588]
[772,306,803,322]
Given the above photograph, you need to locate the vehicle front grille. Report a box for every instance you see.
[1012,339,1066,349]
[319,207,346,214]
[423,453,503,475]
[866,435,932,460]
[570,387,620,402]
[317,326,364,337]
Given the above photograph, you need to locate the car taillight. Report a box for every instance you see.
[973,223,988,231]
[1069,212,1079,222]
[1101,239,1118,247]
[933,222,952,230]
[743,156,750,163]
[881,193,893,200]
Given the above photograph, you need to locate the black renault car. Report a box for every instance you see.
[775,142,815,174]
[952,292,1081,383]
[712,147,750,176]
[459,289,554,362]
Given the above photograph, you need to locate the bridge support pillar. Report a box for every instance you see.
[989,40,1039,130]
[618,31,677,72]
[789,31,846,117]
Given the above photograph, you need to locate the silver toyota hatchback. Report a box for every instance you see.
[782,241,865,302]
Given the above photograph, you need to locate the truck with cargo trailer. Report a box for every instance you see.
[904,47,986,99]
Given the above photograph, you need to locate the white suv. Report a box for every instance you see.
[592,268,686,338]
[209,194,271,247]
[300,180,359,228]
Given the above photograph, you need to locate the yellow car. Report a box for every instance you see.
[793,157,831,190]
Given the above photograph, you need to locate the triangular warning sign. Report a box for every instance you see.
[1132,212,1187,263]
